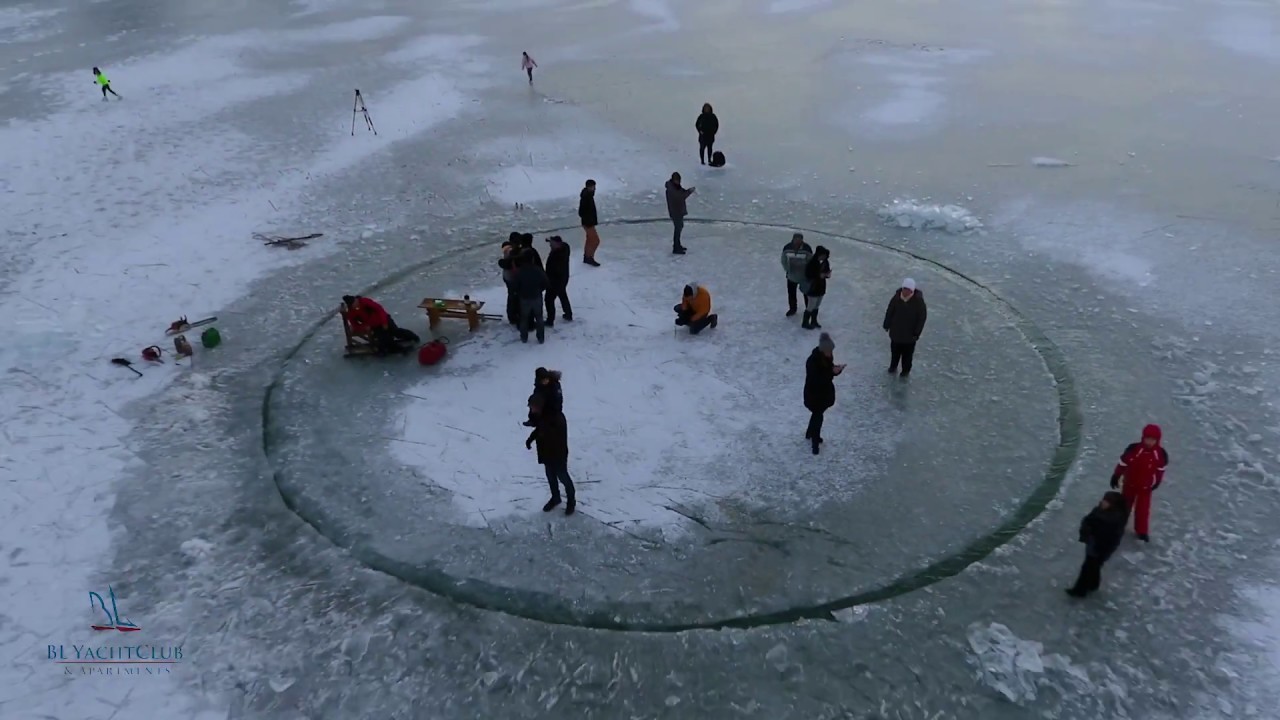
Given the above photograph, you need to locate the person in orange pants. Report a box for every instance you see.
[1110,424,1169,542]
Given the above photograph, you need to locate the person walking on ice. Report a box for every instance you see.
[526,396,575,516]
[578,179,601,266]
[1110,424,1169,542]
[93,67,120,100]
[1065,491,1130,598]
[521,52,538,85]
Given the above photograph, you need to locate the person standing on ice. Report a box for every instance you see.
[665,172,695,255]
[674,283,717,334]
[578,179,601,266]
[1109,424,1169,542]
[526,396,575,515]
[92,67,120,100]
[1065,491,1131,598]
[513,248,549,343]
[882,278,927,377]
[521,52,538,85]
[780,233,813,318]
[804,332,845,455]
[543,235,573,325]
[696,103,719,165]
[524,367,563,427]
[801,246,831,329]
[499,233,521,325]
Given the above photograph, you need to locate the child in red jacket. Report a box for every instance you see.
[1110,424,1170,542]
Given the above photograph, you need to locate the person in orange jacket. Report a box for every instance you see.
[1109,423,1170,542]
[673,283,718,334]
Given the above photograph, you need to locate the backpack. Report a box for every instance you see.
[709,151,726,167]
[200,327,222,348]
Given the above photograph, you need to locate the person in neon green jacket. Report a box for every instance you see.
[92,67,120,100]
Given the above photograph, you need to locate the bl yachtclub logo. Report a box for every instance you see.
[45,586,185,676]
[90,586,140,632]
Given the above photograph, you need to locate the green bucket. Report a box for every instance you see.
[200,327,222,349]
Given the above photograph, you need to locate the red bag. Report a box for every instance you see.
[417,339,448,366]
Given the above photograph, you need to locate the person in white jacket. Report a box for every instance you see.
[521,52,538,84]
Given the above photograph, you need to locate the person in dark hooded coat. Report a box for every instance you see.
[802,246,831,329]
[523,367,564,427]
[665,172,695,254]
[526,399,575,516]
[696,103,719,165]
[1066,491,1131,597]
[513,248,548,343]
[543,235,573,325]
[803,332,845,455]
[882,277,927,377]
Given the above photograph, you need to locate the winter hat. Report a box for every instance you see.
[818,332,835,353]
[342,295,356,307]
[902,278,916,291]
[1142,424,1162,442]
[683,285,694,297]
[535,367,549,382]
[814,245,829,258]
[545,235,563,244]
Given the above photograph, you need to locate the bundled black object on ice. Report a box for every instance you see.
[709,151,726,167]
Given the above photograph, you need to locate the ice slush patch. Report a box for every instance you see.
[878,198,982,233]
[767,0,833,13]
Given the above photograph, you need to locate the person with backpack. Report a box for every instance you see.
[1110,424,1170,542]
[92,67,120,100]
[521,52,538,84]
[882,278,927,377]
[1065,491,1131,597]
[804,332,845,455]
[526,398,575,515]
[696,103,719,165]
[801,246,831,329]
[780,232,813,317]
[578,179,601,266]
[665,172,695,255]
[543,235,573,325]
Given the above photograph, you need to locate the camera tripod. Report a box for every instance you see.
[351,89,377,136]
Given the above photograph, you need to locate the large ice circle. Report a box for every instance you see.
[265,220,1072,630]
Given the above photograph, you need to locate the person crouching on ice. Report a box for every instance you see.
[1066,491,1130,598]
[674,283,718,334]
[343,295,415,354]
[1110,424,1169,542]
[524,367,563,427]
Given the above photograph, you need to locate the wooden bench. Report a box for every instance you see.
[418,297,499,332]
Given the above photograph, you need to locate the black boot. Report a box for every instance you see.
[564,499,576,516]
[811,310,822,329]
[542,497,561,512]
[811,437,820,455]
[786,308,797,317]
[672,245,686,255]
[801,312,812,329]
[1065,587,1087,598]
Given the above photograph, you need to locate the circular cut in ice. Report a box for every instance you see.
[265,221,1068,630]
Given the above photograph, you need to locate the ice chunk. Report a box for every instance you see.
[1031,156,1073,167]
[360,230,374,239]
[878,198,982,233]
[765,643,789,672]
[967,622,1046,704]
[179,538,215,560]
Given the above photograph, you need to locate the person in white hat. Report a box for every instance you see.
[882,277,928,377]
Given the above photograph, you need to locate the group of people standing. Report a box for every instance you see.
[499,232,573,344]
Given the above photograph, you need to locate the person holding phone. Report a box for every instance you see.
[804,332,845,455]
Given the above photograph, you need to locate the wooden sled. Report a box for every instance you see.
[339,307,413,358]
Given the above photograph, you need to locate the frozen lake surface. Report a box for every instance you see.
[2,0,1279,717]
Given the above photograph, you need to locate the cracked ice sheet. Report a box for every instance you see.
[0,13,488,718]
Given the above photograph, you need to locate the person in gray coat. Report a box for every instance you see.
[665,172,695,255]
[514,249,549,343]
[780,232,813,317]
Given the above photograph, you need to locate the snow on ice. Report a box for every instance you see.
[878,198,982,232]
[393,270,754,530]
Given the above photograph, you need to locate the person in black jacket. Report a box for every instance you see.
[804,332,845,455]
[498,233,521,325]
[665,172,696,254]
[882,277,928,377]
[1066,491,1131,597]
[543,235,573,325]
[526,400,575,515]
[513,249,549,343]
[578,179,601,266]
[696,103,719,165]
[802,246,831,329]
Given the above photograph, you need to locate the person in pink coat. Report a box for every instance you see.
[521,52,538,84]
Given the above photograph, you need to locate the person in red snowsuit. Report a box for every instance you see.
[342,295,402,353]
[1110,424,1169,542]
